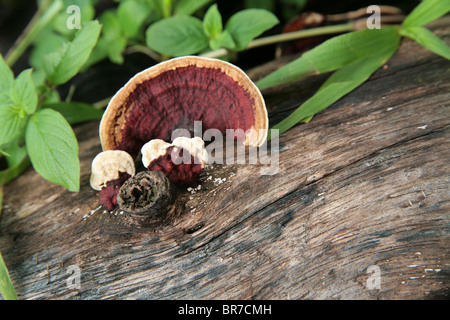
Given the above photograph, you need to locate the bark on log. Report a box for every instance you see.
[0,17,449,300]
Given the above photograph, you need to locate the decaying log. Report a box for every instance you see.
[0,17,449,300]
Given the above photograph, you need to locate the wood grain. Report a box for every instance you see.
[0,17,449,300]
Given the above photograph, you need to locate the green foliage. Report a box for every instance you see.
[0,157,30,187]
[0,104,27,146]
[0,21,103,194]
[43,102,105,125]
[0,0,448,196]
[174,0,213,16]
[147,15,209,56]
[34,0,279,64]
[87,0,214,65]
[0,54,14,93]
[96,10,128,64]
[268,33,400,139]
[0,53,83,192]
[400,26,450,60]
[117,0,151,38]
[0,61,37,146]
[0,193,16,300]
[51,0,96,37]
[0,252,17,300]
[43,20,101,85]
[26,109,80,192]
[399,0,450,60]
[11,69,38,115]
[258,0,450,140]
[202,4,237,50]
[256,27,400,89]
[146,5,278,56]
[225,9,279,51]
[402,0,450,28]
[203,4,222,39]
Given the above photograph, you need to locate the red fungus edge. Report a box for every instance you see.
[98,171,132,210]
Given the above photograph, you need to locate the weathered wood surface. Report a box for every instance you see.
[1,17,449,300]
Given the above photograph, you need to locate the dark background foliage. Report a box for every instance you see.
[0,0,419,111]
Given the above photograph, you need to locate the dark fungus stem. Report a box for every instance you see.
[117,171,173,223]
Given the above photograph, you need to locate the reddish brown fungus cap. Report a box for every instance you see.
[100,56,268,157]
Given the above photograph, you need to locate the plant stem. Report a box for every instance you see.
[125,44,161,61]
[93,96,111,109]
[201,22,356,59]
[162,0,173,18]
[0,158,31,187]
[251,22,355,49]
[5,0,63,67]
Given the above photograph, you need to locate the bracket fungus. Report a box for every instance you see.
[99,56,268,159]
[90,150,136,210]
[91,56,268,215]
[141,136,208,186]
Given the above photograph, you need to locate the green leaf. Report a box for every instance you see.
[29,30,66,71]
[25,109,80,192]
[2,138,27,168]
[0,93,13,107]
[146,15,209,56]
[0,158,31,187]
[118,0,151,38]
[0,105,28,146]
[52,0,96,37]
[269,40,399,140]
[43,20,102,85]
[203,4,222,39]
[175,0,213,16]
[0,252,17,300]
[0,55,14,104]
[83,10,123,67]
[10,69,38,115]
[100,11,121,41]
[106,37,127,64]
[0,136,29,186]
[83,37,109,69]
[402,0,450,28]
[99,11,127,64]
[256,27,400,89]
[43,102,104,124]
[225,9,279,51]
[400,26,450,60]
[210,30,235,50]
[0,55,14,93]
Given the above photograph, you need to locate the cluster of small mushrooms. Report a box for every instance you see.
[89,56,268,218]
